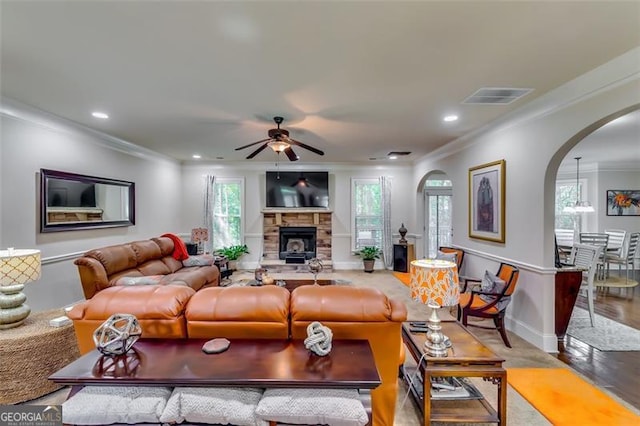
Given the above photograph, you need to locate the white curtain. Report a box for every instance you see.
[380,176,393,269]
[203,174,216,254]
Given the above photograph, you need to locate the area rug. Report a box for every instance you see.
[508,368,640,425]
[392,271,410,287]
[567,307,640,351]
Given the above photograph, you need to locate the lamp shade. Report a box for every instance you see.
[410,259,459,307]
[0,249,41,286]
[190,228,209,243]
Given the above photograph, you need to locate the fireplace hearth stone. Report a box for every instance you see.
[285,254,307,264]
[259,259,333,273]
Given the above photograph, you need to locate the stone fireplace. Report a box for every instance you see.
[262,209,332,270]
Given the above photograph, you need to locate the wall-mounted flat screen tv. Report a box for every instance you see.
[266,171,329,208]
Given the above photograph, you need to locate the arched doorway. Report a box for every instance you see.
[551,105,640,266]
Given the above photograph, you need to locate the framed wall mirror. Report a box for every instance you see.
[40,169,135,232]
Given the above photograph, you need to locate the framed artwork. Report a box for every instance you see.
[469,160,506,243]
[606,190,640,216]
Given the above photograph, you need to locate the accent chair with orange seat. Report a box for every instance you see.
[438,246,465,272]
[457,262,520,347]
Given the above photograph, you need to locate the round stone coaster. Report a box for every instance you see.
[202,337,231,354]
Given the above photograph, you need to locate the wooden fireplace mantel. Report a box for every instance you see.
[261,208,332,213]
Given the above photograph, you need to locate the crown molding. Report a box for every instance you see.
[0,97,178,164]
[417,47,640,164]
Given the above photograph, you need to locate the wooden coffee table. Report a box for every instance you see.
[50,338,380,421]
[246,278,347,292]
[401,321,506,425]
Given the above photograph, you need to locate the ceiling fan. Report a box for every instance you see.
[234,116,324,161]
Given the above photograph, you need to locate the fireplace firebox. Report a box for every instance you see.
[279,227,316,261]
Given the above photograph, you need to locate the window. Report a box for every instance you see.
[555,179,585,232]
[212,178,244,250]
[352,178,382,250]
[424,177,453,258]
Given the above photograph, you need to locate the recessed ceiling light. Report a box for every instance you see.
[389,155,398,160]
[91,111,109,119]
[192,154,202,159]
[443,115,458,122]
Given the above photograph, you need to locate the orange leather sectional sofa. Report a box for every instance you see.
[73,236,220,299]
[68,284,407,426]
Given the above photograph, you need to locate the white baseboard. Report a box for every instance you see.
[506,315,558,353]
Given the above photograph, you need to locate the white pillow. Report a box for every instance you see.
[480,270,503,292]
[62,386,171,425]
[114,275,163,286]
[182,254,215,267]
[160,387,267,426]
[255,388,368,426]
[479,270,511,309]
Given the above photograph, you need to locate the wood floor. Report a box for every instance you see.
[554,274,640,409]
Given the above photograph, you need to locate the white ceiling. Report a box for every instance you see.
[561,109,640,171]
[1,1,639,164]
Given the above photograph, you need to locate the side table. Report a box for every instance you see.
[401,321,506,425]
[214,256,232,280]
[0,308,80,403]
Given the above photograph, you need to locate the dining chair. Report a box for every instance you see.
[567,243,601,327]
[602,229,626,275]
[555,229,575,263]
[605,232,639,285]
[604,229,627,256]
[579,233,609,280]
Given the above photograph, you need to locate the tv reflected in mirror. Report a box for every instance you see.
[40,169,135,232]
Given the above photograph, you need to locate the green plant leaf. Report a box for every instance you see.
[355,246,382,260]
[215,244,249,260]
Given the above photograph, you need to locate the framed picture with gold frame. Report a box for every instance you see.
[469,160,505,243]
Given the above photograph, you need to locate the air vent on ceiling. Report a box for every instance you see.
[387,151,411,156]
[463,87,533,105]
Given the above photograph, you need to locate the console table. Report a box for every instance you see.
[50,338,380,423]
[214,255,232,280]
[401,322,506,425]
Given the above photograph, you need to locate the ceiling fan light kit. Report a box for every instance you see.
[235,116,324,161]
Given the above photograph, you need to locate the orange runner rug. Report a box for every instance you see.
[507,368,639,425]
[392,271,410,287]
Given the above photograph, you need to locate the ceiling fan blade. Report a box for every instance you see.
[284,146,299,161]
[246,143,269,159]
[235,138,270,151]
[289,139,324,156]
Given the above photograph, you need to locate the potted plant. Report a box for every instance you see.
[215,244,249,271]
[356,246,382,273]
